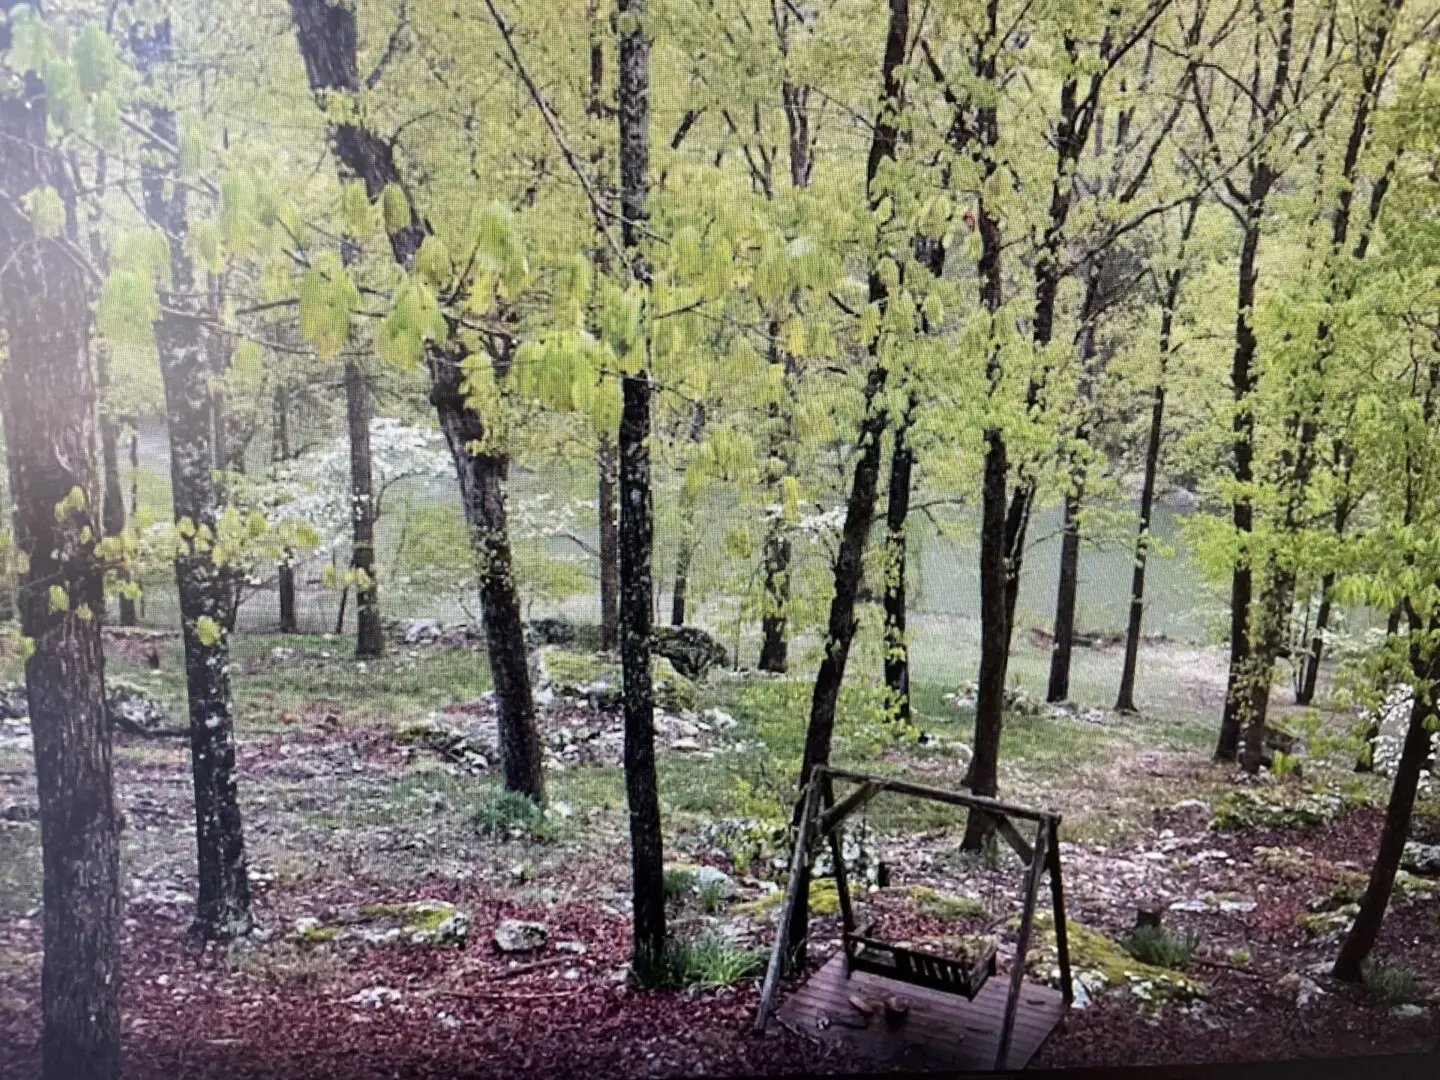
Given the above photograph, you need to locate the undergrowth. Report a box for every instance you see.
[1121,926,1200,970]
[1361,961,1417,1005]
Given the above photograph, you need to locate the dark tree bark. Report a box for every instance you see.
[1046,273,1104,705]
[615,0,667,976]
[785,0,908,968]
[757,523,792,672]
[883,416,914,725]
[345,358,383,658]
[962,0,1009,853]
[0,45,122,1080]
[1046,481,1086,703]
[670,402,705,628]
[0,432,15,624]
[1297,445,1354,705]
[273,383,298,634]
[1118,197,1200,712]
[598,436,620,650]
[1216,192,1266,763]
[670,536,693,626]
[132,15,253,939]
[289,0,542,801]
[1333,609,1440,981]
[432,356,544,798]
[96,350,135,627]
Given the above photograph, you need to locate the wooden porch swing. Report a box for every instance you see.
[753,766,1074,1072]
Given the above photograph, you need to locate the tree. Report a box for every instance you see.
[130,11,253,939]
[1117,195,1202,713]
[614,0,668,977]
[784,0,910,967]
[272,381,299,632]
[1231,0,1405,770]
[0,6,122,1075]
[343,350,383,658]
[288,0,544,802]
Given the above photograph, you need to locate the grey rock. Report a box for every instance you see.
[693,865,738,899]
[1401,841,1440,877]
[492,919,547,953]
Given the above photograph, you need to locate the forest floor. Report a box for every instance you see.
[0,623,1437,1078]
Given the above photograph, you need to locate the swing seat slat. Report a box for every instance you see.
[843,931,997,1000]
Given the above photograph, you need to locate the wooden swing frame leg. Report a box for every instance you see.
[754,778,822,1034]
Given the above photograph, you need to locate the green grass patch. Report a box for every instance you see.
[471,788,554,841]
[641,930,764,990]
[1121,926,1200,970]
[1361,961,1418,1005]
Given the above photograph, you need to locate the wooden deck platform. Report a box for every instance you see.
[771,954,1067,1072]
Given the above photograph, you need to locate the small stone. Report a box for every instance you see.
[1401,842,1440,878]
[1391,1004,1429,1020]
[694,865,739,899]
[492,919,547,954]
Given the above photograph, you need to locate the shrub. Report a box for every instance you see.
[652,931,763,989]
[471,789,552,840]
[1120,926,1199,970]
[1361,961,1417,1004]
[697,878,728,913]
[663,865,697,902]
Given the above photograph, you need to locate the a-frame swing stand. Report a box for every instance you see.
[753,766,1074,1072]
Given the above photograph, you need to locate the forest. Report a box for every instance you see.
[1,0,1440,1077]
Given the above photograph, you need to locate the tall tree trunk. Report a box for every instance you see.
[0,52,122,1080]
[616,0,667,976]
[964,426,1009,853]
[129,430,141,620]
[345,358,383,658]
[1046,479,1086,703]
[758,322,797,673]
[289,0,542,801]
[670,533,693,627]
[669,402,705,628]
[1046,273,1103,704]
[1333,609,1440,981]
[619,373,665,973]
[273,383,298,634]
[133,15,252,939]
[1296,573,1333,706]
[1216,193,1266,763]
[1117,198,1199,712]
[962,3,1007,853]
[1298,452,1353,707]
[432,354,544,799]
[97,356,134,627]
[786,0,909,968]
[0,431,15,624]
[883,416,913,725]
[757,510,792,672]
[598,437,620,650]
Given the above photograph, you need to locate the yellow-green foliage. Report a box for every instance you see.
[1026,914,1206,1005]
[734,878,839,917]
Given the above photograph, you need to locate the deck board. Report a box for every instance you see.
[771,954,1067,1071]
